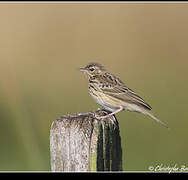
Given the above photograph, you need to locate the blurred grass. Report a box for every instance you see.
[0,2,188,171]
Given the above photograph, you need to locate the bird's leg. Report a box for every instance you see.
[97,107,123,120]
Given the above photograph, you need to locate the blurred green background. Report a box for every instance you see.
[0,2,187,171]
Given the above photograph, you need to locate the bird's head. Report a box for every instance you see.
[78,62,106,78]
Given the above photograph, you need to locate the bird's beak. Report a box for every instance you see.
[77,67,86,72]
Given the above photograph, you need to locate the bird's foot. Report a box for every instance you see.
[96,114,113,120]
[95,113,116,127]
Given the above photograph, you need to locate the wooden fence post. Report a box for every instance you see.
[50,109,122,172]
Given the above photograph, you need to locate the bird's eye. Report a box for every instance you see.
[89,67,95,72]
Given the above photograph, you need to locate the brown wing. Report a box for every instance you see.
[98,72,152,110]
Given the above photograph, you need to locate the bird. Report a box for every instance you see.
[78,62,168,128]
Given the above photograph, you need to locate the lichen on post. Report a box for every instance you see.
[50,109,122,172]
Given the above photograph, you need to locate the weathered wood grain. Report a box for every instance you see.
[50,109,122,172]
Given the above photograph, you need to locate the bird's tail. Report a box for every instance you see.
[144,110,168,128]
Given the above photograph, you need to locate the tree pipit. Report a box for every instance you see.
[78,62,168,128]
